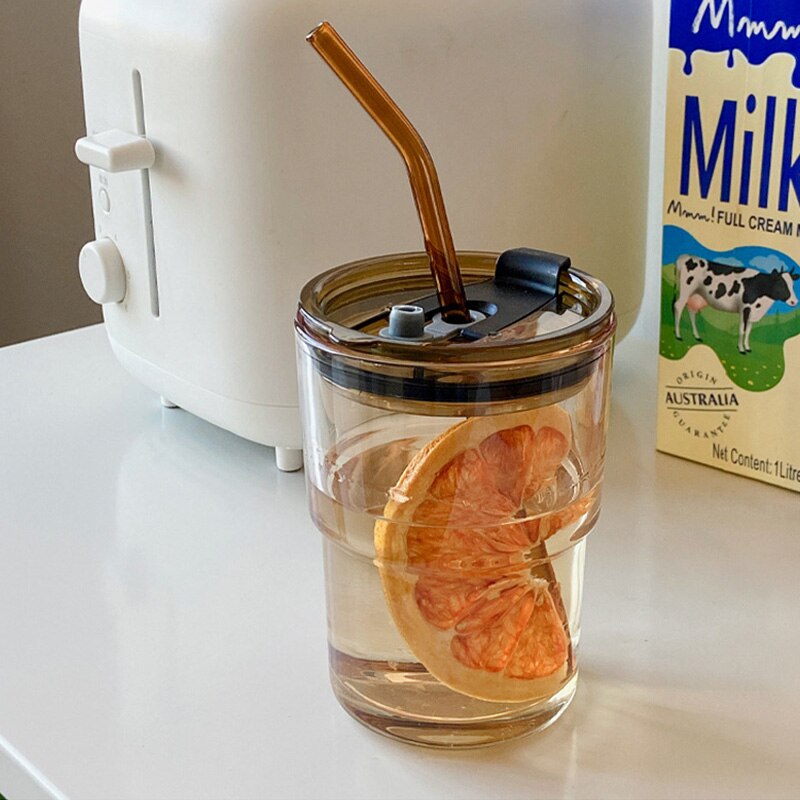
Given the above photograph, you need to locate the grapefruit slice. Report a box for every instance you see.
[375,407,582,703]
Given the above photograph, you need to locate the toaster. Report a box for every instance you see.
[74,0,651,471]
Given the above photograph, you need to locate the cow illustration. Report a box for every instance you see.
[673,255,799,354]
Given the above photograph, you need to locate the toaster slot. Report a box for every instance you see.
[133,69,159,318]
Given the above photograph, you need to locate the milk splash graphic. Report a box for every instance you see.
[672,0,800,87]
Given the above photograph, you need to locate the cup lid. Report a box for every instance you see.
[296,250,615,408]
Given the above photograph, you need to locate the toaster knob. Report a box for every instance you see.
[79,239,126,304]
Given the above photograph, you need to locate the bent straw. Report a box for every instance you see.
[307,21,471,324]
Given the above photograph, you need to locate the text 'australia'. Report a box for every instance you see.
[665,389,740,408]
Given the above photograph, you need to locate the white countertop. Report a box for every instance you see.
[1,325,798,800]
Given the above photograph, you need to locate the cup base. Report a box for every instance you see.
[329,648,578,749]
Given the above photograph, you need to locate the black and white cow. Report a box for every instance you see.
[673,255,799,354]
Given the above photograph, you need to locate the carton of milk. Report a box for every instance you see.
[658,0,800,491]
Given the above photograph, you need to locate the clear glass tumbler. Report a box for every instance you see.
[296,252,615,748]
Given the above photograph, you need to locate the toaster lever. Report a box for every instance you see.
[75,129,155,173]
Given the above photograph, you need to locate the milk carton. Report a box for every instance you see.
[658,0,800,491]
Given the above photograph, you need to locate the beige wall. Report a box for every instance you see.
[0,0,100,348]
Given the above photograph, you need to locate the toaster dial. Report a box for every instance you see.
[79,238,127,305]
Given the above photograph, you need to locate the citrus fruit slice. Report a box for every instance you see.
[374,406,580,703]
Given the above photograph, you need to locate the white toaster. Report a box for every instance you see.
[74,0,651,471]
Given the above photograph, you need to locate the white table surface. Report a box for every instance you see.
[1,324,798,800]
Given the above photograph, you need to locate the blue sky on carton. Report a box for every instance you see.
[663,225,800,315]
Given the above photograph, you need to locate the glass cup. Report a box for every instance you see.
[296,252,615,748]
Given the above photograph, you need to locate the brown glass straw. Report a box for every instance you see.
[307,21,471,324]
